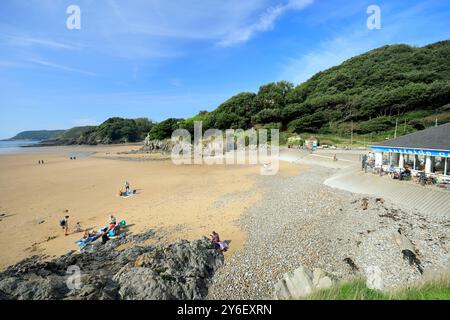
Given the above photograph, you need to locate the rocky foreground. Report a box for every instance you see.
[207,165,449,299]
[0,232,224,300]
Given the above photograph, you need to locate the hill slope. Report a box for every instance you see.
[56,118,154,145]
[150,40,450,142]
[7,130,65,141]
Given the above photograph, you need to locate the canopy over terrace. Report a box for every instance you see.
[370,122,450,176]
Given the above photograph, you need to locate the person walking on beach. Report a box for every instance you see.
[362,154,368,172]
[60,215,69,236]
[124,181,130,193]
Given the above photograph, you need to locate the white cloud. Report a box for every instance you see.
[217,0,313,47]
[6,35,82,50]
[279,33,375,84]
[1,0,314,63]
[26,58,97,76]
[99,0,270,40]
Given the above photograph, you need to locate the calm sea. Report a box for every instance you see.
[0,140,42,154]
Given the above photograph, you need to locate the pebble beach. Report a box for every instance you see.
[208,163,449,299]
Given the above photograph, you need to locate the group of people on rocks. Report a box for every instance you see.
[73,214,126,248]
[60,208,125,245]
[59,181,231,253]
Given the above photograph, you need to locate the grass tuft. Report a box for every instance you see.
[307,276,450,300]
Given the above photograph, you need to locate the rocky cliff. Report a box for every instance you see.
[0,231,224,300]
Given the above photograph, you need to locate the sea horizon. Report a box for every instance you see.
[0,140,43,154]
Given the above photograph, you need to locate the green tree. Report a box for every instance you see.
[148,118,183,140]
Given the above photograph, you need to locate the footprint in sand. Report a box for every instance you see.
[43,235,58,243]
[26,235,58,252]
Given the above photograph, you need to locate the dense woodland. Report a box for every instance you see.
[151,41,450,142]
[9,41,450,145]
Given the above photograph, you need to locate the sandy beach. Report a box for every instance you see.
[0,144,300,270]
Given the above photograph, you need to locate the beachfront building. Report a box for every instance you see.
[370,122,450,177]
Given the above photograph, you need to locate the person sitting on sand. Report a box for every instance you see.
[106,215,117,233]
[108,221,116,231]
[100,228,110,244]
[85,229,98,240]
[108,223,121,237]
[74,222,82,233]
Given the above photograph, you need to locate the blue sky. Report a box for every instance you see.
[0,0,449,139]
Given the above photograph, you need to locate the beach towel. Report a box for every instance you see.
[219,241,229,252]
[75,234,99,248]
[119,190,137,198]
[76,239,89,248]
[109,232,126,239]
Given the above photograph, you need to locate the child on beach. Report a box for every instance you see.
[74,222,82,233]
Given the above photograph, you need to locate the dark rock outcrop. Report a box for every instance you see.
[140,139,175,154]
[115,239,224,299]
[0,232,223,300]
